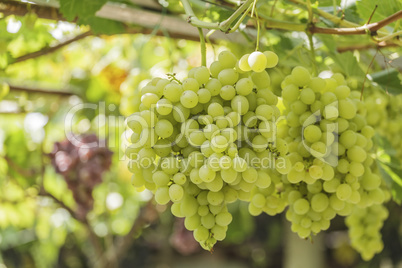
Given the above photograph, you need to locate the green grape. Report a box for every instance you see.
[201,213,215,229]
[211,135,228,153]
[215,211,233,226]
[251,70,270,89]
[248,51,267,73]
[199,165,216,182]
[140,110,158,128]
[155,119,174,138]
[181,194,199,217]
[171,202,184,217]
[255,104,274,121]
[263,51,279,68]
[238,54,251,72]
[231,95,249,115]
[339,130,356,149]
[211,225,227,241]
[193,226,209,242]
[251,193,266,208]
[232,156,248,172]
[221,168,238,183]
[180,90,199,108]
[334,85,350,99]
[198,205,209,217]
[208,103,224,118]
[218,69,239,86]
[172,103,190,123]
[347,145,367,163]
[156,98,173,115]
[226,111,241,126]
[161,157,180,175]
[218,50,237,69]
[141,93,159,108]
[310,193,329,212]
[336,184,352,200]
[182,78,200,92]
[291,66,311,87]
[169,184,184,202]
[303,125,322,143]
[164,82,183,102]
[242,167,258,183]
[206,78,222,96]
[173,173,187,185]
[207,191,224,206]
[293,198,310,215]
[300,88,315,105]
[220,128,237,143]
[188,130,206,147]
[140,128,158,148]
[339,99,357,119]
[185,214,201,231]
[323,105,339,120]
[155,186,170,205]
[194,66,210,84]
[210,61,223,78]
[220,85,236,100]
[236,78,253,95]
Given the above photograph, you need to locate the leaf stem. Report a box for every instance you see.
[198,28,207,66]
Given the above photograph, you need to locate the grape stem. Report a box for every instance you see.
[307,33,318,76]
[198,27,207,66]
[305,0,317,76]
[180,0,254,32]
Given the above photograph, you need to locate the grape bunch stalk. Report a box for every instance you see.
[125,50,390,257]
[50,134,113,220]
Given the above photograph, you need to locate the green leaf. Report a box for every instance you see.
[375,134,402,204]
[59,0,108,21]
[370,68,402,95]
[319,46,366,77]
[83,17,125,35]
[356,0,402,29]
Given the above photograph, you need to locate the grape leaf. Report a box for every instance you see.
[85,17,125,35]
[370,68,402,95]
[59,0,125,34]
[59,0,108,21]
[328,50,365,77]
[356,0,402,29]
[375,135,402,204]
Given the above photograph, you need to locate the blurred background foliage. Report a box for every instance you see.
[0,0,402,267]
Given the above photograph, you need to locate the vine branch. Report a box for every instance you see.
[12,31,92,65]
[9,84,76,97]
[309,10,402,35]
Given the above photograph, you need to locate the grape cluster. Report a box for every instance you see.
[279,68,388,240]
[364,89,402,159]
[126,50,390,258]
[50,134,113,219]
[126,50,289,250]
[345,204,388,260]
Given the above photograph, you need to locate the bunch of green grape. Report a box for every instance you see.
[125,50,390,258]
[278,68,388,241]
[345,204,389,260]
[364,89,402,159]
[125,50,291,250]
